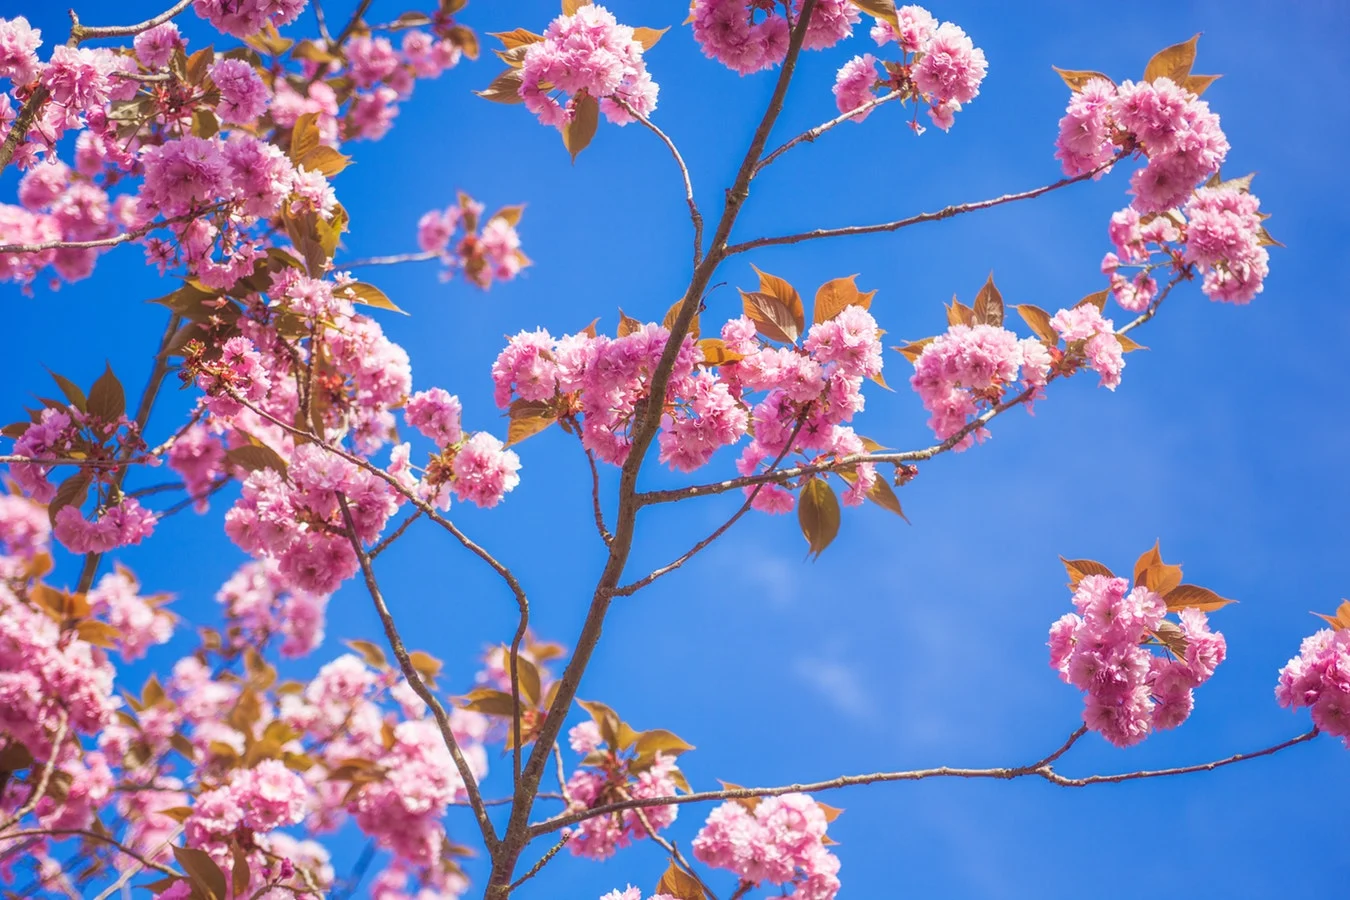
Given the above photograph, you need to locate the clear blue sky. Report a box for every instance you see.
[6,1,1349,897]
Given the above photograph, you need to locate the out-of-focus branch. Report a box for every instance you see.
[339,250,441,268]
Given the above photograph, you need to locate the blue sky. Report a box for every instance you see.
[5,0,1350,897]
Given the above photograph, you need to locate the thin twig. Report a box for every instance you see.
[90,825,185,900]
[507,833,571,891]
[369,509,422,559]
[725,151,1126,256]
[755,91,904,174]
[0,204,224,254]
[638,274,1187,506]
[0,711,68,833]
[629,801,719,900]
[0,829,180,878]
[531,728,1320,837]
[337,250,441,269]
[569,421,611,545]
[615,417,807,597]
[615,98,704,267]
[74,312,182,595]
[336,493,499,852]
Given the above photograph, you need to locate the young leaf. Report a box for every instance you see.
[477,68,525,103]
[289,112,322,164]
[698,338,743,368]
[1052,66,1113,92]
[798,478,841,560]
[847,0,899,28]
[1312,600,1350,631]
[1016,304,1057,345]
[1184,73,1221,96]
[617,308,644,337]
[655,861,705,900]
[224,444,289,477]
[865,477,908,522]
[662,298,700,340]
[458,688,518,717]
[813,274,874,324]
[1060,557,1115,590]
[87,363,126,421]
[945,298,975,328]
[47,370,87,412]
[632,26,669,50]
[172,846,228,900]
[1134,540,1183,595]
[577,698,622,747]
[1164,584,1236,613]
[893,337,934,364]
[973,272,1004,327]
[1143,34,1200,85]
[1152,621,1189,660]
[506,399,557,446]
[562,0,593,14]
[47,471,92,527]
[817,801,845,822]
[635,728,695,758]
[741,290,800,344]
[344,639,389,670]
[490,28,545,50]
[752,264,805,336]
[515,654,542,706]
[563,93,600,162]
[1074,289,1109,312]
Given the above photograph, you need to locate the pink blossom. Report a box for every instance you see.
[0,16,42,85]
[1183,186,1269,304]
[912,22,986,105]
[451,433,521,508]
[193,0,308,39]
[1277,627,1350,745]
[133,22,183,69]
[693,792,840,898]
[833,55,880,121]
[1055,78,1117,176]
[519,5,657,127]
[1050,304,1125,389]
[87,569,173,661]
[210,58,269,125]
[405,387,464,446]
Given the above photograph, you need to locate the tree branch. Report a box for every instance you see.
[615,417,807,597]
[755,91,903,175]
[0,828,180,878]
[724,151,1126,256]
[531,728,1320,837]
[0,0,195,172]
[483,5,823,893]
[0,711,68,834]
[615,98,704,267]
[336,493,499,852]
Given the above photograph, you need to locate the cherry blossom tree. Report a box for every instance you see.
[0,0,1338,898]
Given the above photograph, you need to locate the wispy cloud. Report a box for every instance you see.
[793,656,874,720]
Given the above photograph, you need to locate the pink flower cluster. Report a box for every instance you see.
[167,423,227,511]
[185,759,311,863]
[225,443,397,595]
[600,890,678,900]
[1048,304,1125,389]
[415,196,527,289]
[0,16,42,85]
[838,7,987,131]
[0,493,48,562]
[217,560,327,657]
[909,324,1050,449]
[492,303,884,514]
[192,0,308,39]
[519,4,657,128]
[87,569,174,661]
[1182,186,1270,304]
[1049,574,1226,746]
[1056,77,1229,213]
[279,653,489,868]
[691,0,858,75]
[1276,627,1350,744]
[1,158,118,287]
[0,584,117,756]
[693,793,842,900]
